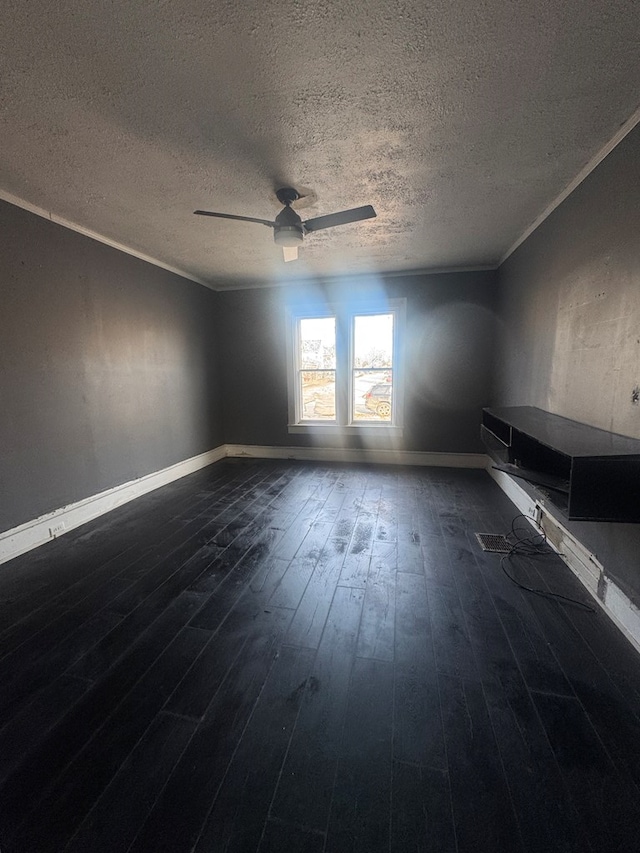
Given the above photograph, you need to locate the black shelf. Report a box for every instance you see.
[482,406,640,523]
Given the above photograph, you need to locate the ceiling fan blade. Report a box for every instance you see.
[303,205,376,233]
[282,245,299,262]
[194,210,275,227]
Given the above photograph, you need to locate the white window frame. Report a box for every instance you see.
[286,298,405,436]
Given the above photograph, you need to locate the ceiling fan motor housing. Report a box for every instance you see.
[274,204,304,247]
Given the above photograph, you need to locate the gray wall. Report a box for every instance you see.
[497,123,640,605]
[217,270,499,453]
[0,200,223,533]
[1,198,498,537]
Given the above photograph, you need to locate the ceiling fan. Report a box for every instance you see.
[194,187,376,262]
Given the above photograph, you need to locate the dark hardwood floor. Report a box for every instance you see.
[1,458,640,852]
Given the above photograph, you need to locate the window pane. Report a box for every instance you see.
[300,370,336,419]
[299,317,336,369]
[353,314,393,421]
[355,372,393,421]
[353,314,393,368]
[298,317,336,420]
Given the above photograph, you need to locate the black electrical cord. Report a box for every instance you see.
[500,514,596,612]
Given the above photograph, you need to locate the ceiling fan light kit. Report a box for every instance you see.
[194,187,376,262]
[273,226,304,247]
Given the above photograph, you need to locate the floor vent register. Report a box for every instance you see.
[475,533,511,553]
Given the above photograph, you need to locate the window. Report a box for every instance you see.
[298,316,337,420]
[287,299,405,433]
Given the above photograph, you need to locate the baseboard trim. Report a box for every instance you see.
[487,463,640,656]
[0,443,488,567]
[225,444,489,469]
[486,467,542,523]
[0,445,227,566]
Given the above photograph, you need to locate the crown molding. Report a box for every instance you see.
[0,188,211,288]
[209,263,498,292]
[500,104,640,265]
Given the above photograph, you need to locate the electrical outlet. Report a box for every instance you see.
[525,502,542,524]
[49,521,65,538]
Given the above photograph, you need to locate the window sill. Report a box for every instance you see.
[288,423,404,436]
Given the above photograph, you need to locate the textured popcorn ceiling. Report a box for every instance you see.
[1,0,639,289]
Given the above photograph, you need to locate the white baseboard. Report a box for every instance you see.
[487,467,542,523]
[602,580,640,653]
[487,463,640,656]
[6,442,639,654]
[226,444,489,469]
[0,445,227,566]
[0,443,487,568]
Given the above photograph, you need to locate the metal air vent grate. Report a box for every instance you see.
[475,533,511,553]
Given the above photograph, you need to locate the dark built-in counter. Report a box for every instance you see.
[482,406,640,523]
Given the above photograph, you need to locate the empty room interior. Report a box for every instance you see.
[2,1,640,851]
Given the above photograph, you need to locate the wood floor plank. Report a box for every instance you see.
[64,711,197,853]
[482,677,594,853]
[489,588,575,697]
[390,761,456,853]
[374,496,398,545]
[0,546,158,664]
[107,541,226,615]
[0,590,209,840]
[0,463,236,624]
[270,585,364,833]
[325,658,394,853]
[248,556,291,599]
[533,690,640,851]
[70,507,283,682]
[330,489,365,542]
[167,596,289,719]
[1,462,639,853]
[266,554,318,610]
[0,609,123,721]
[394,572,445,769]
[192,645,316,853]
[356,553,396,662]
[338,542,371,588]
[185,530,286,631]
[428,581,478,682]
[396,523,423,574]
[258,820,325,853]
[68,566,215,681]
[546,577,640,716]
[349,516,377,555]
[271,501,329,561]
[0,674,90,782]
[439,673,523,853]
[512,556,640,796]
[460,510,576,697]
[186,521,284,598]
[127,608,293,853]
[13,625,210,853]
[285,537,347,649]
[0,465,263,672]
[421,532,456,589]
